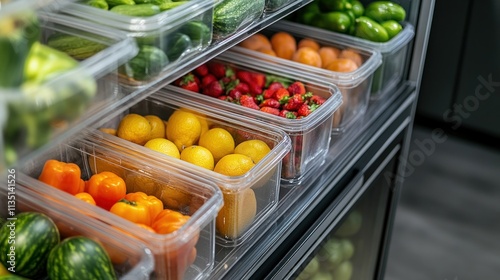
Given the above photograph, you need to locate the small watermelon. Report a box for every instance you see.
[0,212,60,278]
[47,236,117,280]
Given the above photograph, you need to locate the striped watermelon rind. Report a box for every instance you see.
[47,236,117,280]
[0,212,60,279]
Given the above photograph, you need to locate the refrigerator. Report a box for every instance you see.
[0,0,435,279]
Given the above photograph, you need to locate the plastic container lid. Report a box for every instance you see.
[63,0,215,32]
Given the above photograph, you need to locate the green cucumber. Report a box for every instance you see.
[120,45,168,80]
[213,0,265,36]
[135,0,169,5]
[110,3,162,16]
[165,33,191,61]
[364,1,406,23]
[0,212,60,278]
[104,0,135,8]
[84,0,109,9]
[47,33,108,60]
[354,16,389,42]
[47,236,117,280]
[179,21,211,46]
[159,1,187,10]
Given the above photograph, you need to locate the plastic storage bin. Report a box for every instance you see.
[0,176,154,280]
[278,20,415,100]
[20,135,223,279]
[265,0,293,12]
[89,93,291,246]
[62,0,215,87]
[166,51,342,183]
[213,0,265,39]
[229,20,382,133]
[0,11,137,171]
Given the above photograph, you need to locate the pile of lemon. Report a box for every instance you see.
[111,109,271,176]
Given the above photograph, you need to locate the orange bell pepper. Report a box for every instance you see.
[74,192,96,205]
[124,192,164,224]
[151,209,190,234]
[87,171,126,210]
[109,198,151,226]
[38,159,85,195]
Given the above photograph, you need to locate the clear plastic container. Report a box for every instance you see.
[229,20,382,133]
[0,11,137,172]
[88,93,291,246]
[265,0,293,12]
[20,135,223,279]
[278,20,415,100]
[62,0,215,87]
[0,176,154,280]
[213,0,265,39]
[166,51,343,184]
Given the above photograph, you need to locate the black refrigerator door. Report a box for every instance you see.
[266,129,404,280]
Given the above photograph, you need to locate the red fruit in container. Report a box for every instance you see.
[208,62,234,79]
[279,110,298,119]
[239,95,260,110]
[260,98,280,108]
[194,63,209,77]
[273,88,290,104]
[204,80,225,98]
[228,89,243,100]
[283,93,305,111]
[260,106,280,115]
[287,81,307,95]
[201,74,217,89]
[310,95,326,105]
[174,73,200,93]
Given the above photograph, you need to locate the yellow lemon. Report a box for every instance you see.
[166,110,202,151]
[180,145,215,170]
[216,188,257,239]
[144,115,165,140]
[234,139,271,164]
[214,154,255,176]
[144,138,181,159]
[116,113,152,145]
[199,127,235,163]
[179,108,210,136]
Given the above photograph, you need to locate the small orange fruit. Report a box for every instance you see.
[325,58,359,72]
[270,31,297,60]
[292,47,322,68]
[318,46,341,69]
[339,48,363,67]
[256,47,277,57]
[239,33,272,51]
[297,38,320,51]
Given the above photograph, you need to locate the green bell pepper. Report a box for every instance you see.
[364,1,406,23]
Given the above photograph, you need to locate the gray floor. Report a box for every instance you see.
[384,125,500,280]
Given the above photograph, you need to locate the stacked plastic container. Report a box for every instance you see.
[20,133,224,279]
[228,20,382,133]
[278,20,415,101]
[165,51,343,184]
[0,4,137,171]
[62,0,216,87]
[0,176,155,279]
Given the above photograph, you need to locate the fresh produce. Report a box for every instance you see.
[266,0,290,11]
[47,33,108,60]
[75,192,97,205]
[173,61,329,118]
[291,0,407,42]
[110,3,162,16]
[216,188,257,239]
[238,31,364,72]
[119,45,169,81]
[86,171,127,211]
[110,192,164,226]
[151,209,191,234]
[38,159,86,195]
[0,212,60,278]
[213,0,266,37]
[47,236,117,280]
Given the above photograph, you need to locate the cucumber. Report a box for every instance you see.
[165,33,191,61]
[120,45,168,80]
[110,3,161,16]
[213,0,265,36]
[158,0,187,10]
[135,0,169,5]
[105,0,135,8]
[178,21,211,46]
[84,0,109,9]
[47,33,107,60]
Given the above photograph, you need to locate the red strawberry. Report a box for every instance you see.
[283,93,305,111]
[239,95,259,110]
[236,70,264,95]
[260,99,280,108]
[208,62,234,79]
[279,110,298,119]
[204,80,224,98]
[260,106,280,115]
[201,74,217,89]
[273,88,290,104]
[194,63,209,77]
[236,70,254,85]
[262,89,275,100]
[287,81,306,95]
[234,81,250,93]
[267,81,285,93]
[228,88,243,100]
[297,103,320,117]
[252,72,266,88]
[310,95,326,105]
[174,73,200,92]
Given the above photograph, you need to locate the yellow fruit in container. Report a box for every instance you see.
[234,139,271,164]
[166,110,202,151]
[199,128,235,163]
[216,188,257,239]
[180,145,215,170]
[116,113,152,145]
[144,115,166,140]
[144,138,180,159]
[213,154,254,176]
